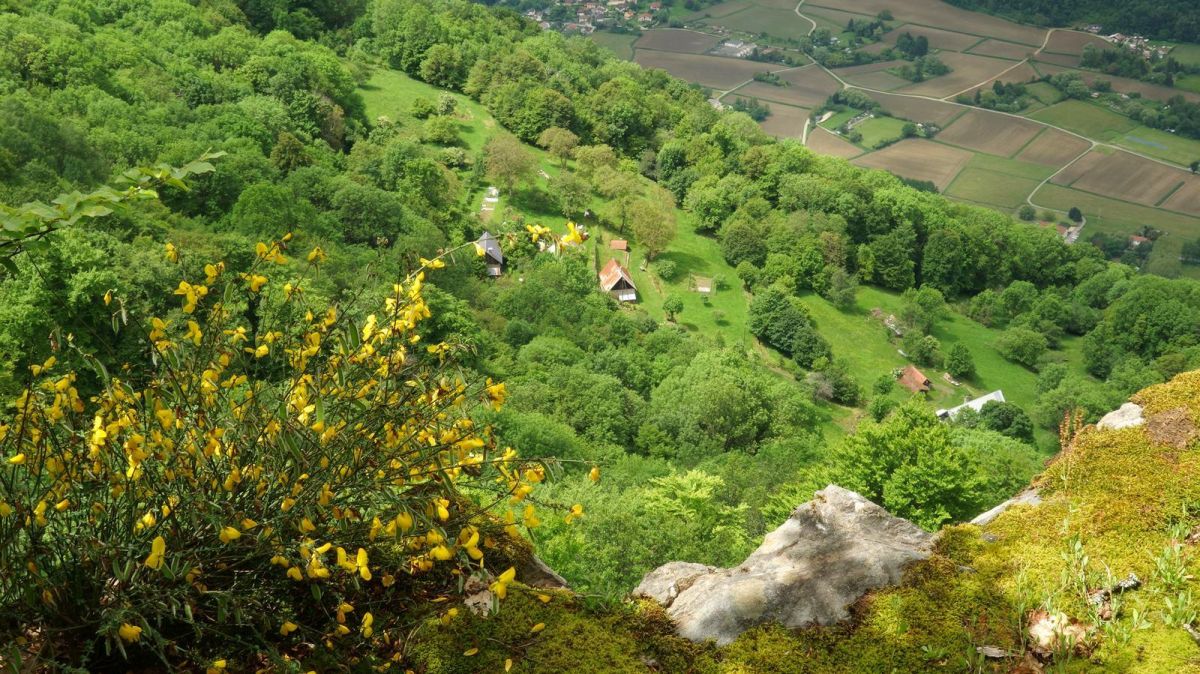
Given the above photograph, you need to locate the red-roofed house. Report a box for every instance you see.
[898,364,931,394]
[599,258,637,302]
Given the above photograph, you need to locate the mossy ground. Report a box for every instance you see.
[405,372,1200,673]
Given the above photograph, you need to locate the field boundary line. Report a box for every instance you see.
[1009,126,1048,159]
[1155,182,1187,208]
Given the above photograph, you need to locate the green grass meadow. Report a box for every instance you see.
[1029,100,1137,141]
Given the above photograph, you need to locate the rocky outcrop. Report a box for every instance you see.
[971,488,1042,526]
[1097,402,1144,430]
[633,485,933,645]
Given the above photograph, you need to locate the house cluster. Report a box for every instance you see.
[476,230,640,303]
[528,0,662,34]
[1102,33,1171,60]
[713,40,758,58]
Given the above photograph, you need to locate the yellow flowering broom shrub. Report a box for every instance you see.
[0,235,548,669]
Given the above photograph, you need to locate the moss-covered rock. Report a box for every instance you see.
[404,372,1200,673]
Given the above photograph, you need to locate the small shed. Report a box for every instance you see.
[599,258,637,302]
[477,231,503,276]
[610,239,628,252]
[898,364,931,394]
[693,276,713,294]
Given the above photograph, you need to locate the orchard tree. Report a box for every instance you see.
[594,165,642,232]
[1017,204,1036,221]
[574,144,618,180]
[629,188,678,259]
[996,327,1048,368]
[484,134,535,194]
[548,171,590,218]
[663,294,684,322]
[1068,206,1083,223]
[900,285,948,332]
[944,343,975,379]
[537,126,580,168]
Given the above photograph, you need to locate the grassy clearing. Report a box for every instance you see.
[964,152,1057,181]
[945,167,1041,209]
[1029,99,1137,141]
[1169,43,1200,67]
[589,31,639,60]
[798,286,1066,448]
[1026,81,1064,105]
[1177,74,1200,95]
[856,116,910,148]
[1033,183,1200,279]
[712,5,815,37]
[1115,126,1200,167]
[819,108,859,130]
[361,67,496,154]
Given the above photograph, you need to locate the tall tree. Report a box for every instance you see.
[484,134,535,195]
[536,127,580,168]
[629,188,678,260]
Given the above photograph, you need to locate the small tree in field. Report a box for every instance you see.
[663,294,684,322]
[944,343,975,379]
[1068,206,1083,223]
[484,134,535,194]
[537,126,579,168]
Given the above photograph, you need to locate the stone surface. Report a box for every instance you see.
[518,554,570,589]
[971,488,1042,527]
[1097,402,1144,430]
[1145,407,1198,449]
[633,485,933,645]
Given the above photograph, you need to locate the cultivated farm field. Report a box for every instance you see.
[936,108,1044,156]
[636,29,722,54]
[807,127,863,158]
[634,50,765,89]
[853,139,973,189]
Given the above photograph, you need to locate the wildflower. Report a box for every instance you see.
[185,321,203,346]
[145,536,166,570]
[463,648,479,656]
[419,256,445,270]
[564,503,584,524]
[361,612,374,638]
[164,242,179,262]
[530,623,545,634]
[203,262,224,284]
[255,241,287,264]
[280,621,299,636]
[489,567,516,599]
[287,566,304,581]
[589,465,601,483]
[118,623,142,643]
[7,453,26,465]
[174,280,208,313]
[562,221,584,246]
[245,274,268,293]
[206,660,227,674]
[355,547,371,581]
[525,224,551,243]
[0,502,11,517]
[307,246,327,264]
[523,504,541,528]
[485,379,507,410]
[104,290,112,306]
[218,526,241,543]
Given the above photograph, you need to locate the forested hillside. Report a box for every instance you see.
[1,0,1200,671]
[943,0,1200,42]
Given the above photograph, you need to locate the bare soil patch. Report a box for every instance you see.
[852,138,972,189]
[807,127,863,158]
[1049,149,1105,185]
[1068,150,1192,208]
[1015,128,1092,167]
[634,51,767,90]
[1044,31,1112,56]
[880,24,983,52]
[759,103,811,139]
[898,52,1022,98]
[806,0,1044,45]
[636,29,722,54]
[936,108,1043,156]
[735,66,841,108]
[968,39,1035,60]
[861,91,963,126]
[1162,181,1200,215]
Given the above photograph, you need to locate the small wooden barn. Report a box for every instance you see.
[477,231,503,276]
[599,258,637,302]
[898,364,931,394]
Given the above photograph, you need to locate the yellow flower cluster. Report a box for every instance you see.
[0,237,549,658]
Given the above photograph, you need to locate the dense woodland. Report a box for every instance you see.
[944,0,1200,42]
[2,0,1200,669]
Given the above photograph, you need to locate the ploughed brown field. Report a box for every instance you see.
[861,90,963,126]
[879,24,983,52]
[1162,181,1200,215]
[937,108,1044,156]
[806,127,863,158]
[1062,150,1198,211]
[1043,30,1112,56]
[1015,128,1092,167]
[758,103,811,139]
[957,62,1040,99]
[735,66,842,108]
[806,0,1043,45]
[898,52,1021,98]
[852,138,973,189]
[636,29,722,54]
[967,39,1035,61]
[634,51,766,90]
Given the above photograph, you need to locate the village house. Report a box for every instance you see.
[898,364,931,394]
[599,258,638,302]
[476,231,504,277]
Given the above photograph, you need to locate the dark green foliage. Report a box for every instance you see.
[996,327,1049,369]
[943,0,1200,42]
[749,285,831,368]
[943,343,976,379]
